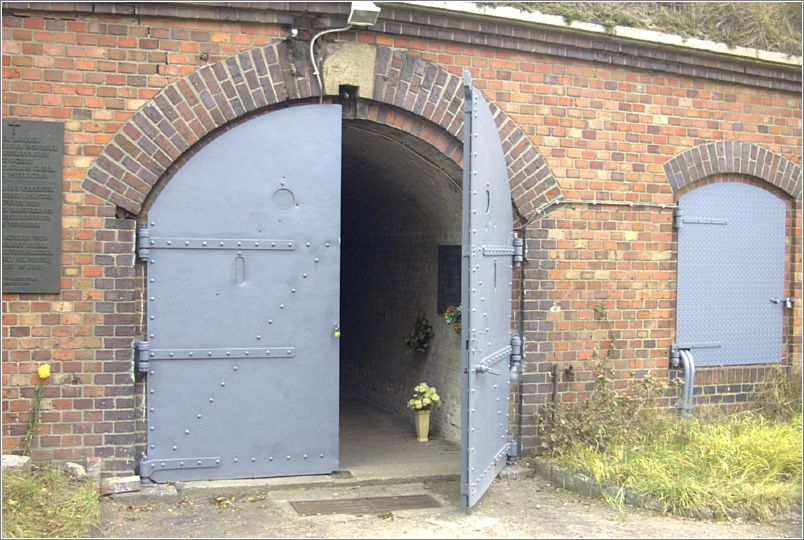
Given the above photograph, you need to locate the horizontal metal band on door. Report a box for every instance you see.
[475,345,512,369]
[143,237,297,250]
[673,342,721,350]
[481,245,515,256]
[144,347,296,360]
[140,457,222,472]
[467,443,510,496]
[680,218,728,225]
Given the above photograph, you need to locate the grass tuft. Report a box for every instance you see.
[556,413,802,521]
[538,358,802,520]
[2,467,101,538]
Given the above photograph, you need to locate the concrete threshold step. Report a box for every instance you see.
[173,471,461,495]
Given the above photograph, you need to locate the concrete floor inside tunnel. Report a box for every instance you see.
[337,119,464,475]
[338,397,460,480]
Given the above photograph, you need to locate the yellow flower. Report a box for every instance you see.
[422,397,432,406]
[37,363,51,380]
[431,393,440,402]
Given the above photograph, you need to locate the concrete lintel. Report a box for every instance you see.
[321,41,377,99]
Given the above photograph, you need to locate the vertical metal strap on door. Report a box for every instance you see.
[461,71,516,509]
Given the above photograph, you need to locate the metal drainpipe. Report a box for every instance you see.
[514,228,526,457]
[551,363,559,424]
[678,349,696,415]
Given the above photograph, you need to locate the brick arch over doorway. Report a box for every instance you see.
[664,141,802,199]
[81,41,562,218]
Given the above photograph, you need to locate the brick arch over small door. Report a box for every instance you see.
[81,41,561,220]
[664,141,802,199]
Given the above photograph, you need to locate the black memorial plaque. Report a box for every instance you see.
[2,120,64,293]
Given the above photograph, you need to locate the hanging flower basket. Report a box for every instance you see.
[443,305,461,333]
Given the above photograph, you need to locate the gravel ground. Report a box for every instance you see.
[99,473,802,538]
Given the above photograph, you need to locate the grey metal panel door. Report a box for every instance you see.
[676,182,786,365]
[460,73,514,509]
[140,105,342,482]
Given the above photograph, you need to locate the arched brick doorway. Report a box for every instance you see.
[81,41,562,473]
[82,42,561,220]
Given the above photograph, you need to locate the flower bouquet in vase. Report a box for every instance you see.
[406,382,441,442]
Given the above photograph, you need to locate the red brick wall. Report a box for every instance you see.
[2,3,801,469]
[1,9,287,472]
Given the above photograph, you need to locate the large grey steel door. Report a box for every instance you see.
[138,105,342,482]
[460,73,516,508]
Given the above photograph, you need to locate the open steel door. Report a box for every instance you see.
[460,72,518,508]
[137,105,341,482]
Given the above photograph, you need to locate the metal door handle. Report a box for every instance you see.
[472,365,501,375]
[771,297,795,308]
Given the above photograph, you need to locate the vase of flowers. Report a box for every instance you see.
[407,382,441,442]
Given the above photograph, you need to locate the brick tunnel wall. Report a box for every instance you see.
[1,2,801,470]
[340,120,464,442]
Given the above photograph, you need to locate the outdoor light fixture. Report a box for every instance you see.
[348,1,381,26]
[310,1,382,103]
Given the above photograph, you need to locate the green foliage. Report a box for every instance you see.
[482,2,802,56]
[404,316,434,353]
[537,359,672,453]
[2,468,101,538]
[536,361,803,520]
[557,413,803,520]
[21,383,46,456]
[753,364,803,421]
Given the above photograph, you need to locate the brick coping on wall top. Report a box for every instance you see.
[2,1,800,92]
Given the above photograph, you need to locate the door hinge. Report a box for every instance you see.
[672,208,682,229]
[134,340,150,373]
[507,437,521,458]
[137,227,151,261]
[513,236,525,265]
[509,334,522,377]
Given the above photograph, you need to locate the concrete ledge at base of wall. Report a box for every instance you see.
[530,456,718,520]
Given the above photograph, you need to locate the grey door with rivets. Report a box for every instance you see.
[676,182,786,365]
[461,73,515,509]
[139,105,341,482]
